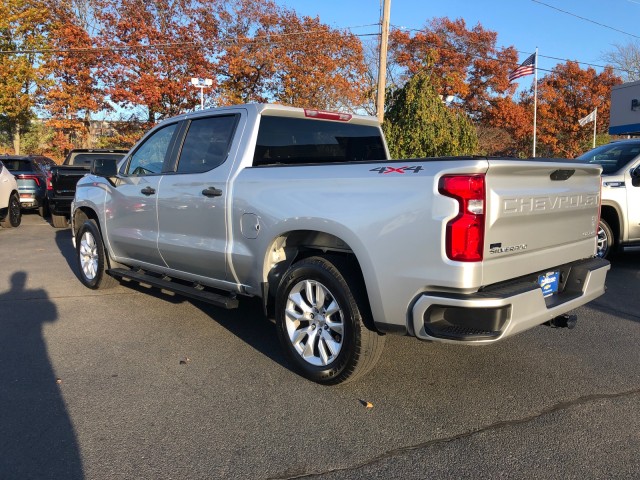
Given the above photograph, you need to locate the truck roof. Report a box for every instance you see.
[169,103,380,128]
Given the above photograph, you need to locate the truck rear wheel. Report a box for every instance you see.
[596,219,614,259]
[1,193,21,228]
[275,255,385,385]
[76,220,118,289]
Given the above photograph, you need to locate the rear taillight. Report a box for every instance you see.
[47,172,53,190]
[438,174,485,262]
[17,174,41,187]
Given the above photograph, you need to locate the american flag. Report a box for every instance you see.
[508,53,536,82]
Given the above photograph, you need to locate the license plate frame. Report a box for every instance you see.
[538,271,560,298]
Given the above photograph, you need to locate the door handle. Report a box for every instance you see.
[141,186,156,196]
[202,187,223,197]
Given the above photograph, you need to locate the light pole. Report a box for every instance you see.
[190,77,213,110]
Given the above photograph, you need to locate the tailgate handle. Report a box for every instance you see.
[140,186,156,196]
[550,169,574,181]
[202,187,223,197]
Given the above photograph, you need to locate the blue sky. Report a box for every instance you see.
[279,0,640,77]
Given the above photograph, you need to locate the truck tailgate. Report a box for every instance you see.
[51,166,89,196]
[483,160,601,285]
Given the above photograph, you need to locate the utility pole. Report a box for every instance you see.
[376,0,391,125]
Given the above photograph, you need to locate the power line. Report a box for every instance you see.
[394,26,640,77]
[0,28,379,56]
[531,0,640,39]
[2,17,637,78]
[394,26,555,74]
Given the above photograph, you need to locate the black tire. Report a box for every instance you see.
[596,219,614,259]
[1,192,22,228]
[51,213,68,228]
[76,219,118,289]
[275,255,385,385]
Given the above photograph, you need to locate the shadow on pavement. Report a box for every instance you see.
[121,280,291,371]
[54,228,78,279]
[0,272,83,479]
[588,251,640,324]
[194,297,290,370]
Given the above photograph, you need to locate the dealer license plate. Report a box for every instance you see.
[538,271,559,297]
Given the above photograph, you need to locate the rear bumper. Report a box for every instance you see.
[17,188,45,209]
[411,257,610,343]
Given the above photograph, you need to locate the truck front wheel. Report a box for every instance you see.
[76,220,118,289]
[275,255,385,385]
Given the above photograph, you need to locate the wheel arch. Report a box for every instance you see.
[261,229,379,332]
[600,202,622,244]
[72,206,99,239]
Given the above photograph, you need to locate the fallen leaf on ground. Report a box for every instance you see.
[358,399,373,409]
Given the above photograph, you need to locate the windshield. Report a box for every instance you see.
[576,143,640,174]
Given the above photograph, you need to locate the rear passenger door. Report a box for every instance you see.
[156,112,242,282]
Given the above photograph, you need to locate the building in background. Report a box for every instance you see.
[610,80,640,136]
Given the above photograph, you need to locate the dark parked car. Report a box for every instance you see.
[48,148,128,227]
[2,155,56,216]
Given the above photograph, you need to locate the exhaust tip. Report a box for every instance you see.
[545,314,578,329]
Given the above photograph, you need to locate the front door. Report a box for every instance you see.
[105,122,179,267]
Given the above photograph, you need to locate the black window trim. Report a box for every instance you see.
[163,113,241,175]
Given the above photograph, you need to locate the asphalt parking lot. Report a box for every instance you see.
[1,213,639,479]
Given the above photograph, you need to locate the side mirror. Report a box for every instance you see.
[91,158,118,177]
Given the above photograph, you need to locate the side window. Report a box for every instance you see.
[176,115,237,174]
[126,123,178,176]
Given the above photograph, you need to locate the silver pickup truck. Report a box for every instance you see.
[71,104,610,384]
[576,140,640,258]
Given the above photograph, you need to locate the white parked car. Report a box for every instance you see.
[0,160,22,228]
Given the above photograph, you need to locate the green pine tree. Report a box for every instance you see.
[382,73,478,159]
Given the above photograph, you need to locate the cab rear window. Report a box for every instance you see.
[253,116,386,166]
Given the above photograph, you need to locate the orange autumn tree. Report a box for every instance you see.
[389,17,519,122]
[268,12,367,110]
[215,0,367,111]
[535,61,622,157]
[43,1,104,155]
[483,95,534,157]
[0,0,53,154]
[95,0,220,123]
[214,0,282,105]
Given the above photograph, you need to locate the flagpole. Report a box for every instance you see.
[593,107,597,148]
[533,47,538,158]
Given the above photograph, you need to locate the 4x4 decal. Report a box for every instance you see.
[369,165,424,174]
